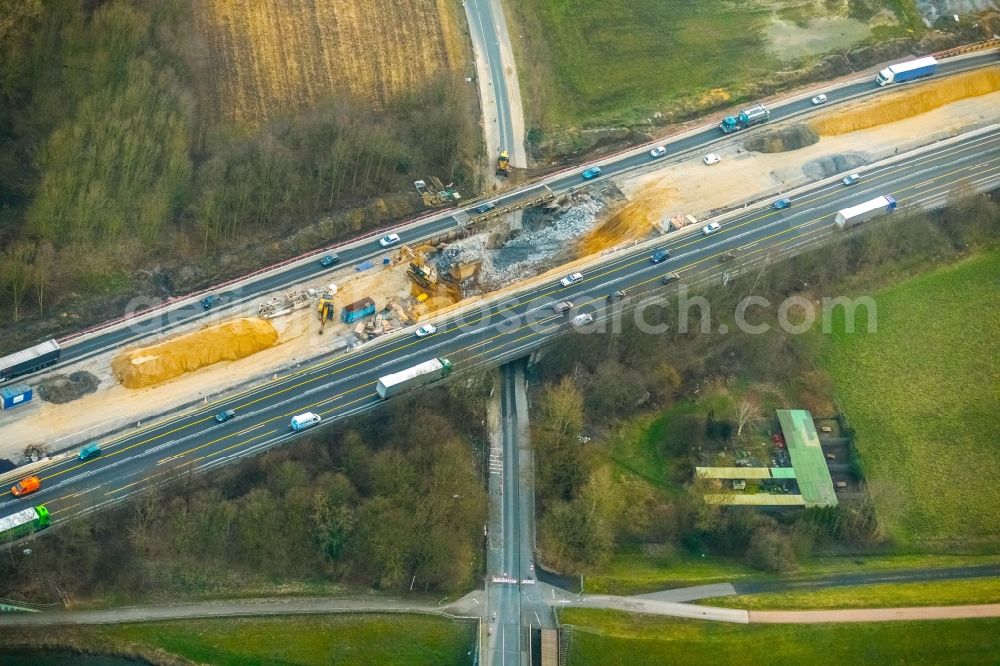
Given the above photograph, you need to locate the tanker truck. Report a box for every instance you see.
[719,105,770,134]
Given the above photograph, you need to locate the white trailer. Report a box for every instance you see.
[875,56,937,86]
[835,195,897,229]
[376,357,453,399]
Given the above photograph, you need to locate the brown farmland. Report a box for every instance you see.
[193,0,468,124]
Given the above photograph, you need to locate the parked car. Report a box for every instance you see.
[581,166,602,180]
[201,295,221,310]
[552,301,574,314]
[811,93,828,105]
[215,409,236,423]
[571,313,594,326]
[78,442,102,460]
[319,254,340,267]
[661,272,680,285]
[703,153,721,165]
[649,146,667,158]
[702,221,721,235]
[559,272,583,287]
[650,249,671,264]
[379,233,401,247]
[415,324,437,337]
[474,202,496,214]
[11,475,41,497]
[842,173,861,186]
[772,197,792,210]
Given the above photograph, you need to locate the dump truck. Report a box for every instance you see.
[719,105,769,133]
[876,56,937,87]
[834,195,897,229]
[0,339,60,383]
[341,297,376,324]
[376,357,453,399]
[496,150,510,177]
[0,505,50,542]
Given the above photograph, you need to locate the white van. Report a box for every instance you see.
[290,412,322,432]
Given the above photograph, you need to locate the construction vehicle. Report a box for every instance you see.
[376,357,453,399]
[719,104,769,134]
[408,262,438,289]
[835,195,897,229]
[317,290,337,334]
[496,150,510,177]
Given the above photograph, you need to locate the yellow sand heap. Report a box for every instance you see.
[577,185,675,255]
[811,67,1000,136]
[112,318,278,389]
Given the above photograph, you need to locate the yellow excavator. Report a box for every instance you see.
[317,291,336,334]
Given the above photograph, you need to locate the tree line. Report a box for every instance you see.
[0,0,480,330]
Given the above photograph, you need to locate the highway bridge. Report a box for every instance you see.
[41,52,998,370]
[2,124,999,531]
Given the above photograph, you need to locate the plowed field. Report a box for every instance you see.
[193,0,467,124]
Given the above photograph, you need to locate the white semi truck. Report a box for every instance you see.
[376,358,452,399]
[835,195,897,229]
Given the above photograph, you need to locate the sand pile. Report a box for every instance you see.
[113,318,278,389]
[576,184,673,255]
[811,67,1000,136]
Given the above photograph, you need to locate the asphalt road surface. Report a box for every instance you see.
[34,54,998,372]
[2,127,999,533]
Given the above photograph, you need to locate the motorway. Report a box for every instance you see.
[42,54,998,369]
[3,126,999,535]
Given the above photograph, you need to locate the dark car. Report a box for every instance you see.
[201,295,221,310]
[661,272,680,285]
[650,249,671,264]
[215,409,236,423]
[320,254,340,267]
[772,197,791,210]
[475,202,496,214]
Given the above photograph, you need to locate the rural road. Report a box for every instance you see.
[749,605,1000,623]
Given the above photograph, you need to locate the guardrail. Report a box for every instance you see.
[53,46,999,348]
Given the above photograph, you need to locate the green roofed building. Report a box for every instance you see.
[697,409,838,508]
[776,409,838,507]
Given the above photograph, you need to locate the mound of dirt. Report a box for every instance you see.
[802,153,868,181]
[744,124,819,153]
[112,318,278,389]
[36,371,100,404]
[811,67,1000,136]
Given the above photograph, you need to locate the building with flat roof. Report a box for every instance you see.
[697,409,838,508]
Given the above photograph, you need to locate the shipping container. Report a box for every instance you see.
[0,384,33,410]
[341,297,376,324]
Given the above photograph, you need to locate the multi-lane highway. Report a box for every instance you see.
[43,54,998,370]
[3,126,999,534]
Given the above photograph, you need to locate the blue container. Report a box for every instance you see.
[0,384,33,410]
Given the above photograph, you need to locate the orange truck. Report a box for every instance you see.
[11,475,41,497]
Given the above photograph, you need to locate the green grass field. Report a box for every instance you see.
[585,550,1000,595]
[703,577,1000,610]
[561,609,1000,665]
[16,615,475,666]
[506,0,908,130]
[821,251,1000,546]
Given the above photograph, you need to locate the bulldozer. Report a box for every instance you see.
[496,149,510,177]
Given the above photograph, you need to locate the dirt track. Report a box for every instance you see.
[750,604,1000,623]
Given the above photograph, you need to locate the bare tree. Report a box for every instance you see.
[735,394,763,438]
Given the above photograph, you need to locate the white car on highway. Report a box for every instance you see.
[379,233,401,247]
[560,272,583,287]
[571,313,594,326]
[415,324,436,337]
[811,93,828,105]
[702,221,721,235]
[703,153,721,165]
[649,146,667,158]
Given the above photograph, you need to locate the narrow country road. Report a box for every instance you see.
[749,604,1000,623]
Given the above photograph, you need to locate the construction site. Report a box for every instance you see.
[0,66,998,461]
